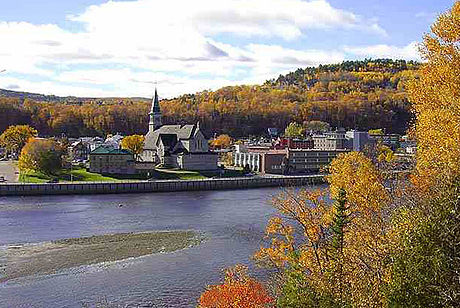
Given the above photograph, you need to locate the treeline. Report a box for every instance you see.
[0,59,418,137]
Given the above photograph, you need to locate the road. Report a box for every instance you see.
[0,161,18,182]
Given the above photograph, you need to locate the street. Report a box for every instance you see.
[0,161,18,182]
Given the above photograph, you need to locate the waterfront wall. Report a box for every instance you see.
[0,175,325,196]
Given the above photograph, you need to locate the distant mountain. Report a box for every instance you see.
[0,88,149,103]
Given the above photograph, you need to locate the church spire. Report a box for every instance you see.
[149,87,162,132]
[151,88,160,113]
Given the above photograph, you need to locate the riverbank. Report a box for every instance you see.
[18,167,247,183]
[0,230,202,283]
[0,175,325,196]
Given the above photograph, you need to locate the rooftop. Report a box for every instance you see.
[90,145,132,155]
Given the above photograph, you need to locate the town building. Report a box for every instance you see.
[369,133,400,150]
[140,88,218,171]
[233,148,287,174]
[274,137,314,150]
[233,144,347,175]
[286,149,348,174]
[312,129,347,150]
[345,130,372,151]
[89,145,135,174]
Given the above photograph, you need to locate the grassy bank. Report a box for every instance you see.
[1,230,202,283]
[151,168,245,180]
[18,167,246,183]
[19,167,120,183]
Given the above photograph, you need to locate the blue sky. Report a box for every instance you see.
[0,0,455,98]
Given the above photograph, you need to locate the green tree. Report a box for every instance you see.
[0,125,38,157]
[330,189,350,306]
[18,138,64,175]
[388,182,460,307]
[284,122,305,138]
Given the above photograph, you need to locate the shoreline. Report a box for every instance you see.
[0,230,203,283]
[0,175,325,196]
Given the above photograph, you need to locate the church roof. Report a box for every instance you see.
[144,124,198,150]
[158,133,177,147]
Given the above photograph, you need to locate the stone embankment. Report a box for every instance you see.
[0,175,325,196]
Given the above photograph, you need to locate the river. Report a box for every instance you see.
[0,187,318,307]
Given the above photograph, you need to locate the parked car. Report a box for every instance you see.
[47,178,59,183]
[0,176,6,182]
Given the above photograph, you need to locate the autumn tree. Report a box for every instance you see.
[18,138,64,175]
[408,1,460,190]
[368,128,384,135]
[284,122,304,138]
[121,135,145,160]
[198,264,274,308]
[210,134,232,149]
[255,152,392,308]
[387,3,460,306]
[303,120,330,133]
[0,125,38,157]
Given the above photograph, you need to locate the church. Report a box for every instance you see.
[139,89,218,171]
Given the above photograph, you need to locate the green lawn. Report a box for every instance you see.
[19,168,119,183]
[19,167,246,183]
[151,168,245,180]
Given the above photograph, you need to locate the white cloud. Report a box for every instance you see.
[343,42,421,61]
[0,0,389,97]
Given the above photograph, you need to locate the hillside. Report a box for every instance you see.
[0,59,419,137]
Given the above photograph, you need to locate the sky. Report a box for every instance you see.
[0,0,455,98]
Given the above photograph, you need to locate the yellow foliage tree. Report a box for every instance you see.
[120,135,145,160]
[409,1,460,191]
[255,152,392,308]
[0,125,38,157]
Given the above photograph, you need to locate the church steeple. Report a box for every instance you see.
[149,88,162,132]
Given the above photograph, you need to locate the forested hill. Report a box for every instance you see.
[0,59,419,137]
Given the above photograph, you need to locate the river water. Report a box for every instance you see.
[0,187,313,307]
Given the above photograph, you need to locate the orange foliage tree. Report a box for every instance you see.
[199,264,274,308]
[210,134,233,149]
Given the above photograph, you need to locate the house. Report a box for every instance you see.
[105,133,124,149]
[68,140,91,161]
[139,88,218,171]
[89,145,135,174]
[81,136,105,152]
